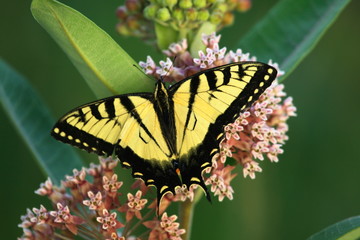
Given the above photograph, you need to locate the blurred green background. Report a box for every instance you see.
[1,0,359,239]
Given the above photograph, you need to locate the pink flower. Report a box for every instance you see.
[31,205,49,224]
[243,160,263,179]
[127,190,148,211]
[174,184,197,202]
[205,164,236,201]
[96,209,124,230]
[99,156,120,171]
[228,49,250,62]
[83,191,103,210]
[144,212,186,240]
[139,56,157,75]
[160,212,186,240]
[50,203,71,223]
[212,43,227,60]
[34,177,53,196]
[65,168,86,184]
[19,156,184,240]
[156,58,174,76]
[163,39,188,57]
[193,49,215,68]
[50,203,84,234]
[103,174,123,193]
[201,32,221,48]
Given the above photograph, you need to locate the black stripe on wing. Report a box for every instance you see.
[51,121,115,156]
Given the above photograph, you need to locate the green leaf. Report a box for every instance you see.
[0,59,83,184]
[307,216,360,240]
[236,0,351,80]
[31,0,153,98]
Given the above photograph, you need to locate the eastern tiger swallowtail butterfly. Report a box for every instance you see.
[51,62,277,205]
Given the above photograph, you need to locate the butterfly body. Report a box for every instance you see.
[52,62,277,204]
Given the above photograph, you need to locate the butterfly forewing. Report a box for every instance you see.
[169,62,277,190]
[53,95,146,154]
[51,94,180,187]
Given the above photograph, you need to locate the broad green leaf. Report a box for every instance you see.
[236,0,351,80]
[190,22,217,56]
[31,0,153,98]
[307,216,360,240]
[0,59,83,184]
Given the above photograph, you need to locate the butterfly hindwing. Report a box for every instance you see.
[169,62,277,191]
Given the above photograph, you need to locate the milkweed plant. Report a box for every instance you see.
[7,0,350,239]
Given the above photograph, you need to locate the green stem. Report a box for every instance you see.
[126,208,155,237]
[178,199,195,240]
[193,187,205,204]
[77,225,102,240]
[178,188,206,240]
[54,233,74,240]
[178,28,188,41]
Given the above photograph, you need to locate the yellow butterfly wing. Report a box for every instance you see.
[169,62,277,193]
[51,94,181,195]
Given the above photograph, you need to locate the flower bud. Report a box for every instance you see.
[222,12,234,26]
[126,15,140,30]
[185,8,197,21]
[125,0,141,12]
[197,9,210,21]
[116,6,128,20]
[237,0,252,12]
[173,8,185,21]
[116,23,131,36]
[179,0,192,9]
[164,0,178,9]
[193,0,206,8]
[216,3,228,13]
[157,8,171,22]
[210,10,223,24]
[143,4,159,19]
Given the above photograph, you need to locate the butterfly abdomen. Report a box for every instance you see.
[154,80,177,155]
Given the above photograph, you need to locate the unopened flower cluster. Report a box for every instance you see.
[139,33,297,202]
[116,0,252,38]
[18,157,186,240]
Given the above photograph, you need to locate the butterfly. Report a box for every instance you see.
[51,62,277,205]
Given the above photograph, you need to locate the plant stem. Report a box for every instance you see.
[178,199,195,240]
[178,28,188,41]
[126,208,155,237]
[54,233,74,240]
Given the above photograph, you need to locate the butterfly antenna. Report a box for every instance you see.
[133,63,144,73]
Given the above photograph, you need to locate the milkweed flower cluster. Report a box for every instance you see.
[116,0,252,39]
[18,157,186,240]
[139,32,297,202]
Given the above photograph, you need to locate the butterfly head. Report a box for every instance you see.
[155,80,169,99]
